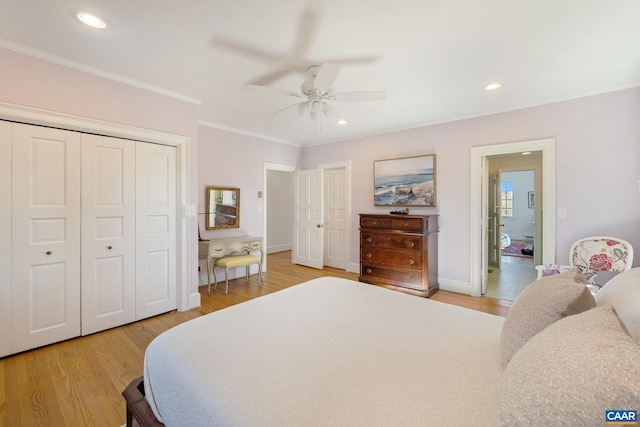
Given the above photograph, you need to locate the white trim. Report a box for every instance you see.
[263,162,297,272]
[0,40,201,105]
[470,138,556,297]
[199,120,296,146]
[0,101,195,311]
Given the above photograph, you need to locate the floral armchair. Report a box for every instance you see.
[569,236,634,293]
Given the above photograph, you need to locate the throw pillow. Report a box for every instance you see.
[595,267,640,343]
[498,305,640,426]
[500,268,594,367]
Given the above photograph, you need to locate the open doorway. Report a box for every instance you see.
[485,166,538,301]
[470,138,557,298]
[263,161,351,272]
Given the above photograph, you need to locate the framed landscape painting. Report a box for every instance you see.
[374,154,436,206]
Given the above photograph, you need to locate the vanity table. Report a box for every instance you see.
[198,236,263,288]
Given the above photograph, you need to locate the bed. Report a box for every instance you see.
[126,271,640,426]
[132,277,505,426]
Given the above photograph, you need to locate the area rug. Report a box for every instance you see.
[502,243,533,258]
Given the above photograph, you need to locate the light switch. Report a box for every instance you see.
[558,208,567,219]
[184,204,196,217]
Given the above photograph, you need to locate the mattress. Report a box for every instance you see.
[144,277,505,426]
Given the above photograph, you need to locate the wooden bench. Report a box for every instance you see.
[212,254,262,294]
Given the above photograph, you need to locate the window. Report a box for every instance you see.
[501,181,514,217]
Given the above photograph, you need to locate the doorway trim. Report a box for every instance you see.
[470,138,556,296]
[263,162,297,271]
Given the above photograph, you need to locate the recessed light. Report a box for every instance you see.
[76,11,107,29]
[336,119,348,125]
[521,151,531,155]
[484,82,502,91]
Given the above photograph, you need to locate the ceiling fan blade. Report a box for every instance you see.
[248,67,294,86]
[291,6,319,58]
[330,91,386,101]
[246,84,305,98]
[213,38,282,63]
[320,55,380,67]
[313,63,340,93]
[269,102,305,117]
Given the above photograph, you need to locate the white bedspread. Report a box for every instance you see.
[144,277,504,426]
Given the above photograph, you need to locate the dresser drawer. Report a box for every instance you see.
[360,216,390,229]
[361,233,422,251]
[361,248,422,269]
[390,217,423,232]
[361,264,423,290]
[208,244,227,257]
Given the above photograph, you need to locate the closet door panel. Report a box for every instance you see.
[81,134,136,335]
[136,142,177,320]
[11,123,81,353]
[0,121,11,357]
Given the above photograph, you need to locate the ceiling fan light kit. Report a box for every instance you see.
[248,62,385,130]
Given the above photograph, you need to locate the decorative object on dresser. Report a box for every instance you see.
[374,154,436,207]
[359,214,439,297]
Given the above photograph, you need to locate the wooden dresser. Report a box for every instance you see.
[359,214,439,297]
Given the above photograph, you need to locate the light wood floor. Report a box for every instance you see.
[0,251,511,426]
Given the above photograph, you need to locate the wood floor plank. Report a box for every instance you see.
[1,251,511,425]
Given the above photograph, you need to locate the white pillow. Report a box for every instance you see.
[595,267,640,342]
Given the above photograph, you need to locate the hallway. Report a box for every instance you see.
[485,254,537,301]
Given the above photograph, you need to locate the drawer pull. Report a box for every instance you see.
[403,221,408,227]
[366,253,372,258]
[107,245,113,250]
[409,276,415,282]
[366,237,372,243]
[409,241,415,247]
[408,258,415,265]
[372,221,378,225]
[46,250,52,255]
[366,268,372,274]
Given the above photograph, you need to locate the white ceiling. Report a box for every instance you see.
[1,0,639,146]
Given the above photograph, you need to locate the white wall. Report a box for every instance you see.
[301,87,640,289]
[266,170,293,253]
[197,124,301,241]
[501,170,535,241]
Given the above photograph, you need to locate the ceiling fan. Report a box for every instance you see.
[247,63,385,127]
[214,6,378,86]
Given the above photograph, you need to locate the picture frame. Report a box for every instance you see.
[528,191,534,208]
[374,154,436,206]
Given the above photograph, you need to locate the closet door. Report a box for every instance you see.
[11,123,81,353]
[135,142,177,320]
[0,121,11,357]
[81,134,136,335]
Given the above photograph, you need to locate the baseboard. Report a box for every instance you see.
[438,277,472,295]
[267,244,292,254]
[188,291,201,310]
[347,262,360,274]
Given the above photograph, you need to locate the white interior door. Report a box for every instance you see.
[136,142,177,320]
[487,170,503,269]
[81,134,136,335]
[480,157,489,295]
[292,169,324,269]
[11,123,82,353]
[0,121,12,357]
[323,168,347,269]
